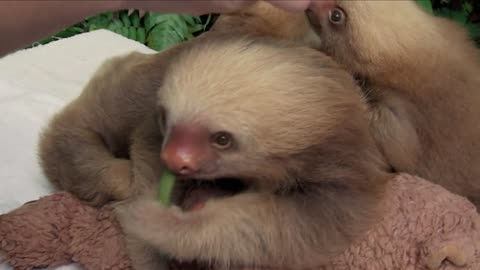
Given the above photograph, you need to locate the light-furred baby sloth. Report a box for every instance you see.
[215,0,480,208]
[115,35,391,269]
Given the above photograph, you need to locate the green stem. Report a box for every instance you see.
[158,170,176,206]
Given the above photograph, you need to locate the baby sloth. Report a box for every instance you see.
[304,0,480,207]
[118,36,391,270]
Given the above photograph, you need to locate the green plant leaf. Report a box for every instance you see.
[417,0,434,14]
[112,18,124,28]
[31,9,211,49]
[465,23,480,39]
[203,14,213,31]
[128,27,137,40]
[137,28,146,44]
[121,27,130,38]
[107,23,118,32]
[147,23,183,51]
[463,2,473,14]
[435,8,467,24]
[120,10,131,27]
[144,13,172,32]
[85,13,113,29]
[130,10,141,27]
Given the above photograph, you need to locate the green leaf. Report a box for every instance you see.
[181,14,201,26]
[107,22,119,32]
[128,27,137,40]
[190,24,205,34]
[112,18,124,28]
[416,0,434,14]
[31,9,213,49]
[203,14,213,31]
[463,2,473,14]
[465,23,480,39]
[85,13,113,29]
[120,10,131,27]
[449,10,468,24]
[137,28,146,44]
[435,8,467,24]
[130,10,141,27]
[144,13,173,32]
[147,23,183,51]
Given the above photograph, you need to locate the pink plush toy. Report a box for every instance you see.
[1,174,479,270]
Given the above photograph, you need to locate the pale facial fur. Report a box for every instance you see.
[116,35,391,270]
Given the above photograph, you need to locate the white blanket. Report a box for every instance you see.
[0,29,155,270]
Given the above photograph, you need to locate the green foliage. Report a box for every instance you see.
[35,1,480,51]
[33,10,212,51]
[417,0,480,46]
[417,0,434,14]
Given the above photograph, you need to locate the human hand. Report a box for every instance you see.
[123,0,312,15]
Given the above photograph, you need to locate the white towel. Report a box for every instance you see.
[0,29,155,270]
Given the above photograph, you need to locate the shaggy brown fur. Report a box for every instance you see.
[212,0,480,208]
[115,35,391,269]
[37,45,183,205]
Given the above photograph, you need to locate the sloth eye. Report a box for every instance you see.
[328,8,346,25]
[211,131,233,150]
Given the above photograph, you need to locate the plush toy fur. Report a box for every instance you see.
[1,174,479,270]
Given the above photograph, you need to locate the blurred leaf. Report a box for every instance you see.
[463,2,473,14]
[465,23,480,39]
[85,12,113,29]
[120,10,131,27]
[128,27,137,40]
[417,0,434,14]
[130,11,141,27]
[137,28,146,44]
[32,9,231,50]
[203,14,213,31]
[144,13,172,32]
[148,23,183,51]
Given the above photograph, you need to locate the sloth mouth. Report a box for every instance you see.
[169,177,251,269]
[177,176,249,211]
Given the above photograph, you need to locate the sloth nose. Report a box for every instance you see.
[161,124,210,176]
[161,148,200,176]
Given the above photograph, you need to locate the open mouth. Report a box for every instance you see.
[166,177,251,270]
[176,176,250,211]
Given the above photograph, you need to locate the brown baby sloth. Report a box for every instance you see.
[115,34,391,270]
